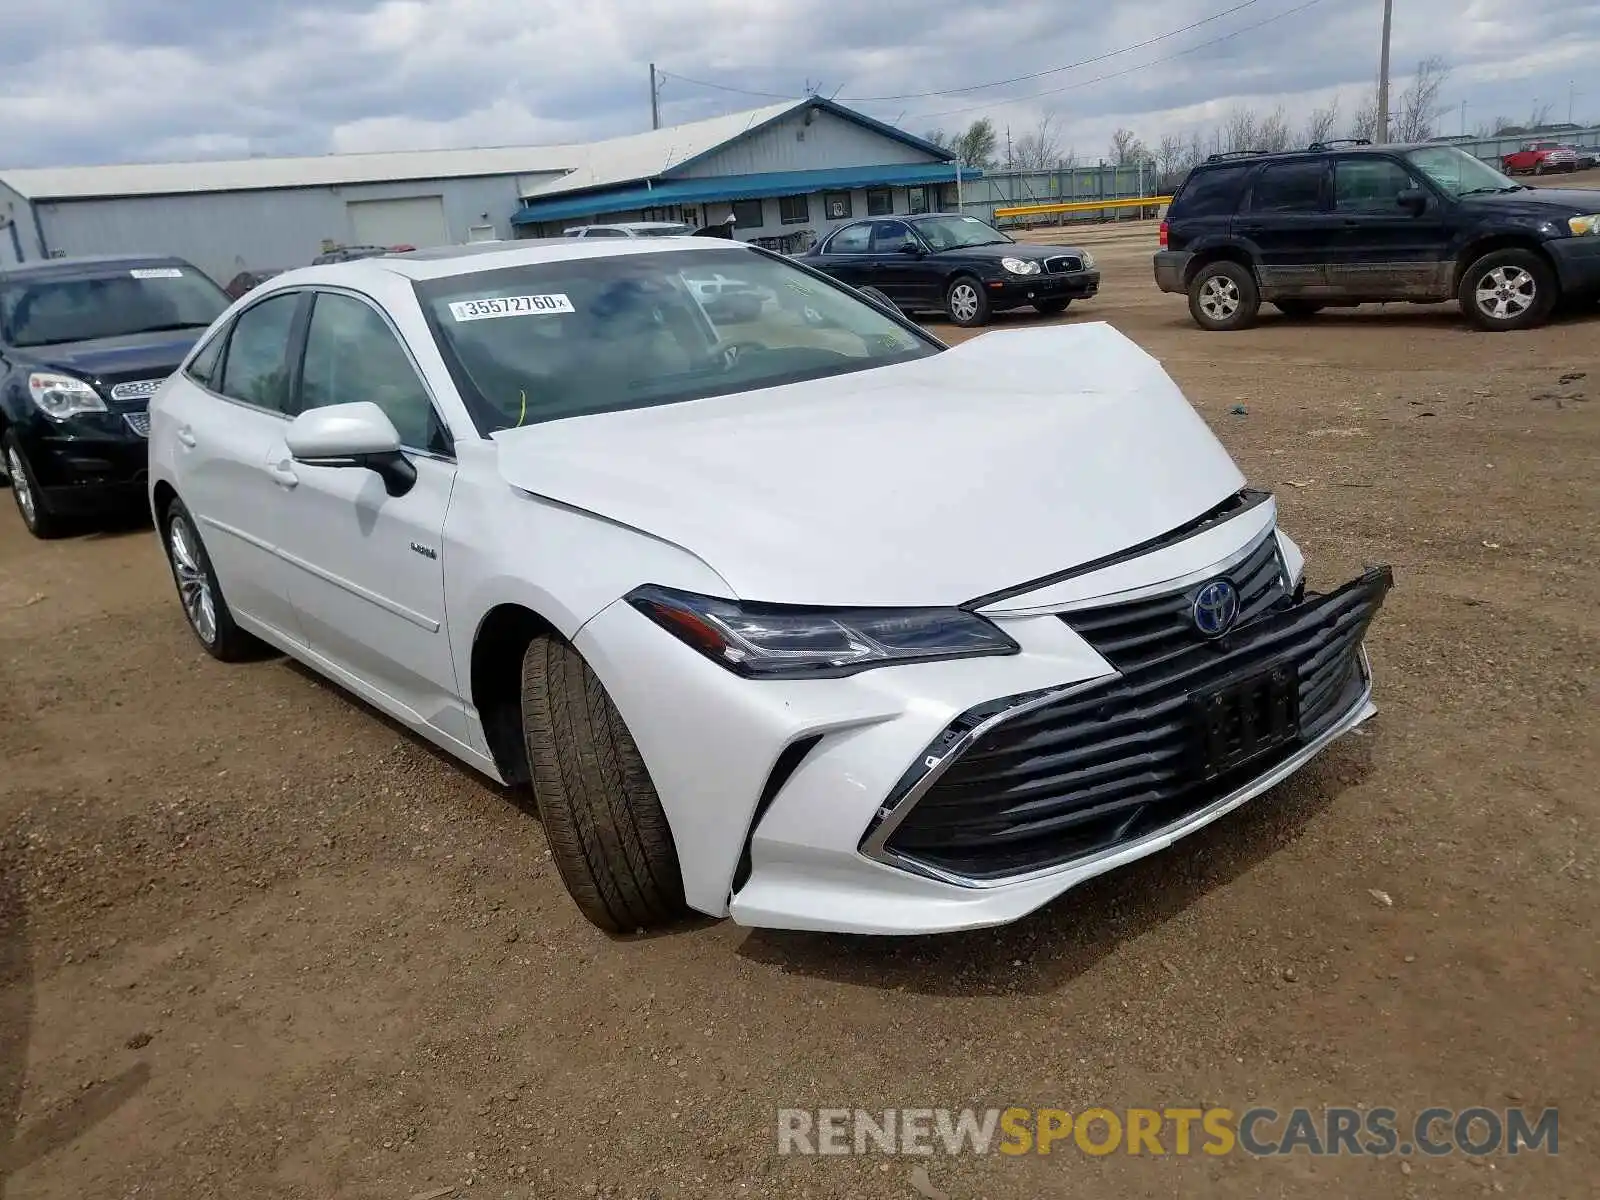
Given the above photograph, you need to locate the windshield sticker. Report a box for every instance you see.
[131,267,183,279]
[448,294,575,321]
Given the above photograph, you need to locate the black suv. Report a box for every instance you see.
[1154,140,1600,332]
[1,255,231,537]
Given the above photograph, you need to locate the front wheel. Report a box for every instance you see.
[520,635,689,934]
[3,432,66,539]
[1187,261,1261,331]
[1458,249,1557,332]
[1034,298,1072,316]
[944,276,990,327]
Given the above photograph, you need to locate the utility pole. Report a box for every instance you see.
[649,63,661,130]
[1460,100,1467,136]
[1376,0,1393,143]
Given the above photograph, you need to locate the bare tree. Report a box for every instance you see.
[1258,104,1292,151]
[1013,114,1066,171]
[1156,134,1187,177]
[1348,92,1380,141]
[1109,126,1149,166]
[1526,102,1553,131]
[1303,98,1340,146]
[1393,56,1450,142]
[1222,106,1261,152]
[926,119,998,169]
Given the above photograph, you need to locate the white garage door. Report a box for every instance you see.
[347,196,449,248]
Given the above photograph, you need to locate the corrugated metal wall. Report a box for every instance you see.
[0,181,41,263]
[675,109,939,178]
[31,175,530,284]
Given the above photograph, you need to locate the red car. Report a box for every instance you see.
[1501,141,1581,175]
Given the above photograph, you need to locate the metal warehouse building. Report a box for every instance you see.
[0,98,975,285]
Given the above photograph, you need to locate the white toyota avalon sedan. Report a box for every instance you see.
[147,236,1392,936]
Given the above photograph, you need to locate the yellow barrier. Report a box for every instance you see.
[992,195,1174,219]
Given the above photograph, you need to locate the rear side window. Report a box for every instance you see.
[827,224,873,253]
[1169,165,1251,218]
[1251,161,1327,213]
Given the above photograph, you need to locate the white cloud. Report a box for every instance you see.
[0,0,1594,169]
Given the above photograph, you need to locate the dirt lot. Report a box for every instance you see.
[2,227,1597,1200]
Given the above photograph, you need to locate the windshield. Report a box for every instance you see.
[911,215,1013,251]
[416,247,939,433]
[1404,146,1521,197]
[0,265,230,348]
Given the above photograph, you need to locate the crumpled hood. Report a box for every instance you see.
[494,321,1246,608]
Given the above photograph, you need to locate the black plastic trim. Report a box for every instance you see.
[730,735,824,895]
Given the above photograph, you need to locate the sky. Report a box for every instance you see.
[1,0,1597,169]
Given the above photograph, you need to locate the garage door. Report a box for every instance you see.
[347,196,449,248]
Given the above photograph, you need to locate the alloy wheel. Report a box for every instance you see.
[1474,266,1535,322]
[7,448,35,527]
[948,283,980,323]
[1198,275,1241,321]
[168,514,218,645]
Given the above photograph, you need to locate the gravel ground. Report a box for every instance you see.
[1,228,1596,1200]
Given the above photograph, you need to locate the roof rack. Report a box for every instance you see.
[1307,138,1372,151]
[1204,150,1270,163]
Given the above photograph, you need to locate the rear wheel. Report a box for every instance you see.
[944,275,990,327]
[3,432,66,539]
[161,497,261,661]
[1458,248,1557,332]
[520,635,688,934]
[1273,300,1325,318]
[1033,298,1072,316]
[1187,260,1260,331]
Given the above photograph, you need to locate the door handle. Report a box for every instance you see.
[176,426,197,448]
[266,460,299,489]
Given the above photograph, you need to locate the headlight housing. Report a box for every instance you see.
[627,585,1020,678]
[999,257,1041,276]
[28,372,107,420]
[1569,214,1599,236]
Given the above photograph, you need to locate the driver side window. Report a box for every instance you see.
[298,292,446,454]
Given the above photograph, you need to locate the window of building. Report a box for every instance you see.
[822,191,853,221]
[778,194,811,225]
[1250,161,1327,213]
[866,189,894,216]
[730,199,763,229]
[907,187,933,215]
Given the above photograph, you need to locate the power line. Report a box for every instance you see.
[899,0,1332,124]
[658,0,1270,103]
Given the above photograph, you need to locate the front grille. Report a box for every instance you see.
[1044,255,1083,274]
[110,378,165,403]
[874,568,1391,881]
[123,413,151,437]
[1062,531,1290,672]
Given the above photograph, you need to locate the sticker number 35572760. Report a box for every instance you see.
[448,294,575,322]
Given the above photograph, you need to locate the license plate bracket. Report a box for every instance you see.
[1190,664,1300,780]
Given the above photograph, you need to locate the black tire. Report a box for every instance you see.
[1034,298,1072,315]
[160,496,261,661]
[858,285,900,315]
[944,275,991,327]
[520,635,688,934]
[1457,248,1557,332]
[1273,300,1325,318]
[3,430,67,539]
[1187,260,1261,331]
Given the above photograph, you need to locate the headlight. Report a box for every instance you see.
[27,372,107,420]
[999,257,1041,276]
[1079,250,1096,270]
[627,585,1020,678]
[1569,215,1599,236]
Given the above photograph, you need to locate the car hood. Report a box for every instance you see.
[12,330,204,392]
[493,322,1246,608]
[1459,187,1600,218]
[931,241,1080,262]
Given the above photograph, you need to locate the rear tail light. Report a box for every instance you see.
[1159,221,1169,248]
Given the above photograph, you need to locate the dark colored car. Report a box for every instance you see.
[1154,141,1600,332]
[0,254,230,537]
[798,212,1100,327]
[223,267,287,299]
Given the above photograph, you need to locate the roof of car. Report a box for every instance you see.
[1191,141,1443,171]
[265,236,756,286]
[0,253,192,281]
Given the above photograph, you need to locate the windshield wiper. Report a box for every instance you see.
[1459,186,1524,196]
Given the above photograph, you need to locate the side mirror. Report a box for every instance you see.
[286,401,416,497]
[1396,188,1428,215]
[898,242,924,257]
